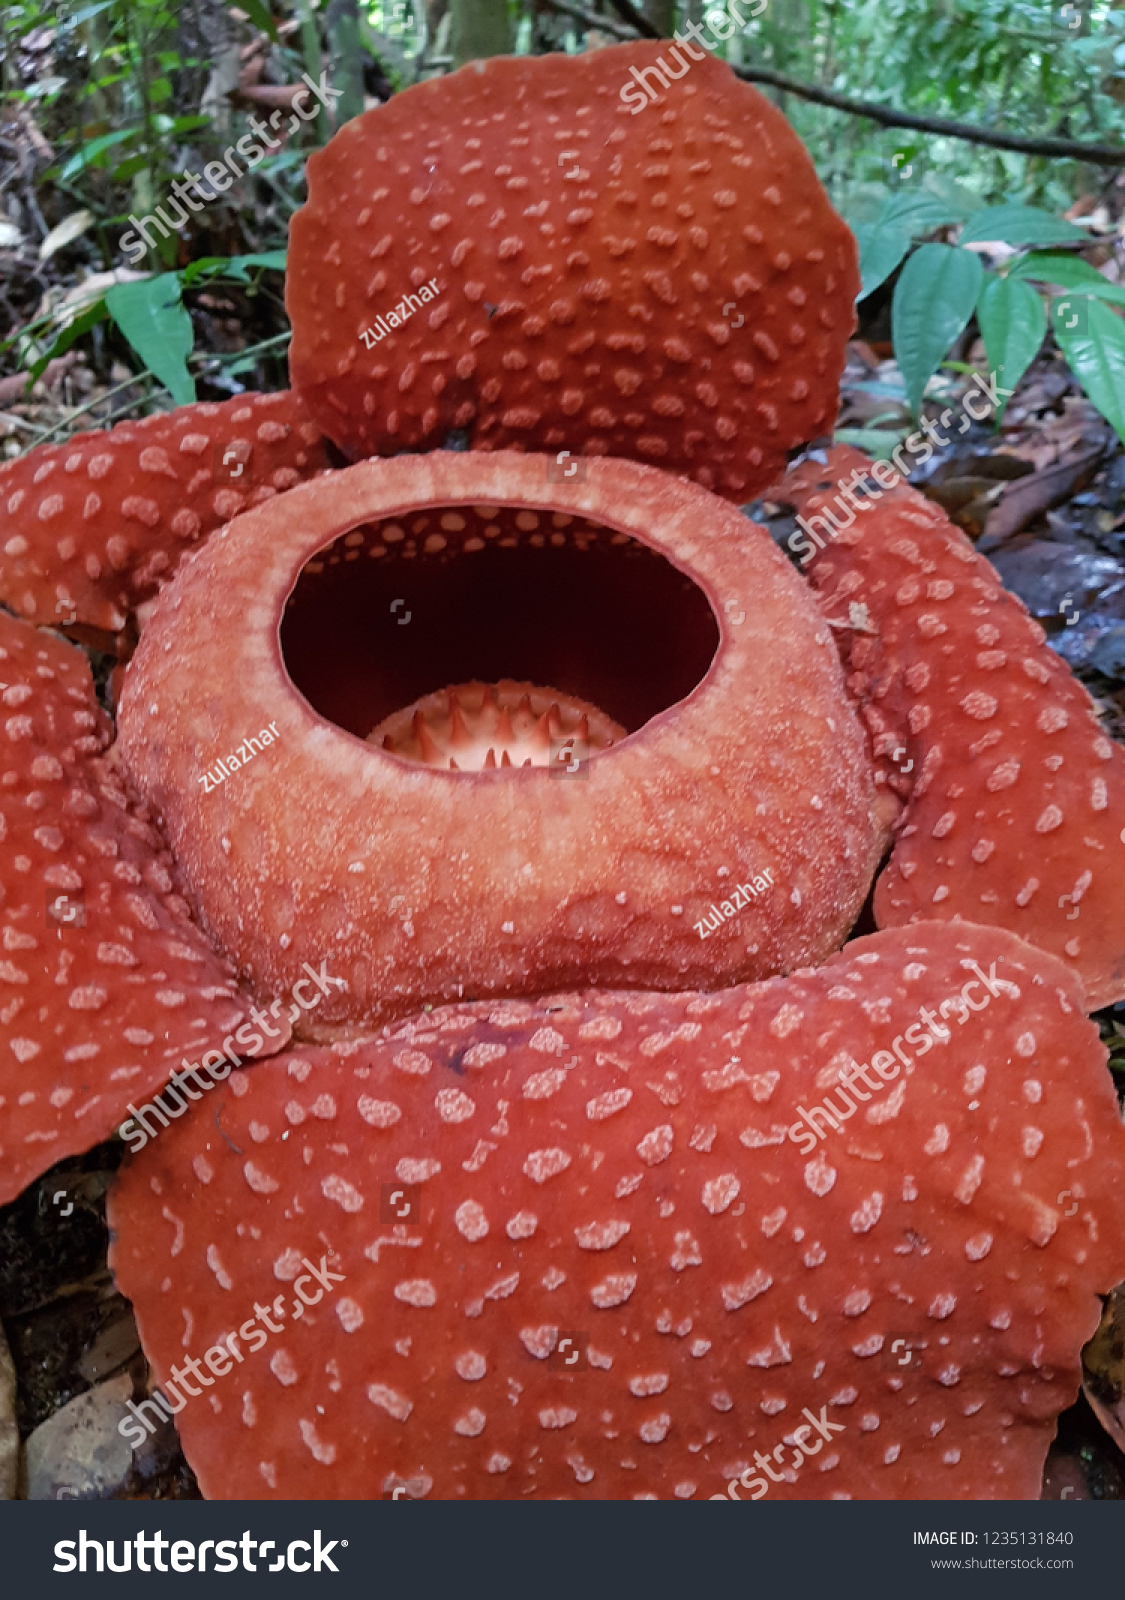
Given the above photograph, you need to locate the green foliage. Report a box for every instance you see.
[959,205,1089,247]
[1009,252,1125,306]
[9,0,331,276]
[854,223,912,300]
[892,244,984,414]
[856,199,1125,444]
[748,2,1125,212]
[11,256,287,400]
[1053,297,1125,444]
[974,275,1045,422]
[104,274,195,404]
[239,0,281,46]
[26,300,109,385]
[59,129,136,181]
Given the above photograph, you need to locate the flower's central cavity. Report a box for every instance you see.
[281,501,719,769]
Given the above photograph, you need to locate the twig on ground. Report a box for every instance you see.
[0,412,48,435]
[192,330,292,368]
[29,370,157,447]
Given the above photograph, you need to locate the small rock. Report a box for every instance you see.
[25,1371,134,1501]
[76,1309,140,1385]
[1088,624,1125,680]
[1041,1448,1088,1501]
[0,1319,16,1499]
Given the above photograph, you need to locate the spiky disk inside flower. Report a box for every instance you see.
[287,43,857,499]
[369,680,626,771]
[107,922,1125,1500]
[117,451,880,1035]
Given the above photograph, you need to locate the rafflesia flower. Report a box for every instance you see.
[0,46,1122,1502]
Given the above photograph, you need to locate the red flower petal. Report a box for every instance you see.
[108,921,1125,1500]
[0,612,261,1203]
[0,391,330,634]
[288,44,856,499]
[777,446,1125,1009]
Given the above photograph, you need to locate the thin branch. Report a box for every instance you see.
[192,330,293,368]
[0,412,48,435]
[601,0,659,38]
[31,370,157,447]
[22,334,295,452]
[540,0,638,39]
[731,62,1125,165]
[533,11,1124,164]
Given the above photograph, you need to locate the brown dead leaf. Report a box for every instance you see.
[983,445,1105,543]
[1082,1283,1125,1457]
[845,340,881,372]
[232,83,307,111]
[0,353,80,406]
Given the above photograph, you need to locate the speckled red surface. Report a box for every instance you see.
[779,446,1125,1009]
[287,44,857,498]
[108,921,1125,1500]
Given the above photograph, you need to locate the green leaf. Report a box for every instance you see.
[240,0,281,42]
[179,256,236,288]
[222,250,287,282]
[960,204,1089,247]
[878,192,967,235]
[168,114,211,135]
[23,77,67,101]
[65,2,118,26]
[854,224,911,300]
[28,299,110,384]
[110,154,151,182]
[1009,251,1125,305]
[105,275,195,405]
[1053,297,1125,444]
[891,243,985,416]
[59,128,135,181]
[178,252,288,292]
[834,427,909,453]
[975,274,1045,422]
